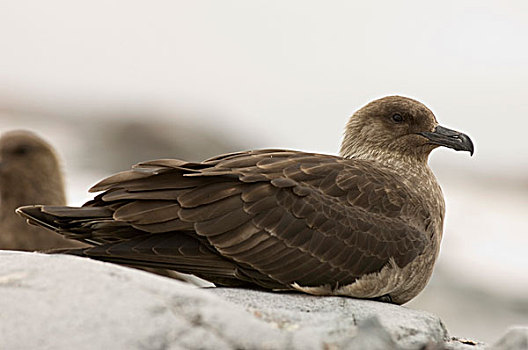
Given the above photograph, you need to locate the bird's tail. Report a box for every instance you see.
[15,205,266,287]
[16,205,62,232]
[16,205,117,246]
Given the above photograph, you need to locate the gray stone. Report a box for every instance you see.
[210,287,487,350]
[0,250,490,350]
[0,251,290,350]
[210,287,449,349]
[340,316,401,350]
[491,327,528,350]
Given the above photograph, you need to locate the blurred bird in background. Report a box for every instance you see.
[0,130,86,250]
[0,129,209,284]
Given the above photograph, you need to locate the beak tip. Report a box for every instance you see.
[463,135,475,156]
[419,125,474,156]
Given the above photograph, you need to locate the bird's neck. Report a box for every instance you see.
[341,148,430,177]
[342,148,443,208]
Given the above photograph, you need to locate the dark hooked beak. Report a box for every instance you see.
[418,125,474,156]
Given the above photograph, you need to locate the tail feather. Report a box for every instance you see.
[16,205,144,244]
[16,205,64,232]
[41,206,113,218]
[15,204,278,288]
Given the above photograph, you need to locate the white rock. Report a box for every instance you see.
[491,326,528,350]
[210,287,450,349]
[0,251,290,350]
[0,250,489,349]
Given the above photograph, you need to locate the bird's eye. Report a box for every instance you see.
[392,114,404,123]
[12,145,30,156]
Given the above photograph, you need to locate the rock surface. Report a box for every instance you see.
[491,327,528,350]
[210,287,449,348]
[0,250,518,349]
[0,251,286,350]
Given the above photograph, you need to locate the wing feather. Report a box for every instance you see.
[17,149,431,291]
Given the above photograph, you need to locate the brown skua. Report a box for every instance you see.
[17,96,473,304]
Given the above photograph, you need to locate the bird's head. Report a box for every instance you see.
[0,130,62,183]
[340,96,474,163]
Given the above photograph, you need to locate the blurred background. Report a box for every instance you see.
[1,0,527,343]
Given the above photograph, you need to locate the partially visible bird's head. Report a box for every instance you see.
[340,96,474,163]
[0,130,63,186]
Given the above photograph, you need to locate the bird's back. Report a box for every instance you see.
[18,149,439,302]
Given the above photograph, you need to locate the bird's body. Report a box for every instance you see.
[17,96,473,304]
[0,130,86,250]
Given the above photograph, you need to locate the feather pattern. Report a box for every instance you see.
[17,150,431,292]
[16,96,469,304]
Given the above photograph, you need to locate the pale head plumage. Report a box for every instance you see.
[340,96,440,164]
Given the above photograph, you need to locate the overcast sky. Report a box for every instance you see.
[1,0,528,175]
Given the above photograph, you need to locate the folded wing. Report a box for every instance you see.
[17,150,430,290]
